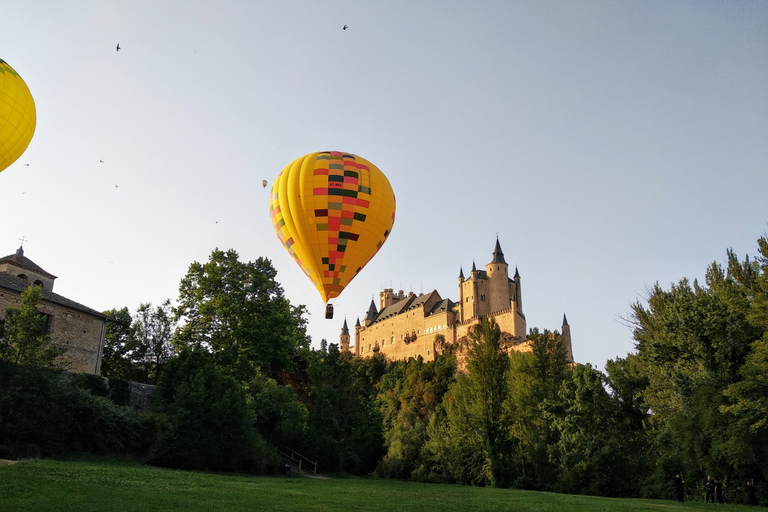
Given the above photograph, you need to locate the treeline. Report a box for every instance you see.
[1,239,767,505]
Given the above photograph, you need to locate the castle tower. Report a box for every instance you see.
[562,314,574,363]
[457,267,465,321]
[485,237,510,314]
[340,318,350,352]
[0,246,57,292]
[354,318,361,357]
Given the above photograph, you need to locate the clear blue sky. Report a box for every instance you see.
[2,1,767,370]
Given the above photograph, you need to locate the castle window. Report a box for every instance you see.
[17,274,28,282]
[480,295,486,301]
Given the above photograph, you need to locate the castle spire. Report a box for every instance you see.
[471,260,477,272]
[562,313,569,326]
[458,266,464,280]
[365,299,378,322]
[514,266,520,279]
[491,236,506,264]
[341,318,350,336]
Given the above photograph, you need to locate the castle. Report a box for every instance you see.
[0,246,107,374]
[339,238,573,363]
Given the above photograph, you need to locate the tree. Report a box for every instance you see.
[0,285,64,368]
[507,328,568,489]
[300,346,386,474]
[132,300,176,384]
[174,249,308,381]
[101,301,177,384]
[545,364,649,497]
[376,354,456,479]
[152,348,270,472]
[99,307,139,380]
[421,317,513,487]
[624,236,768,492]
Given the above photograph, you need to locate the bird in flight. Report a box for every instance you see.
[116,43,121,52]
[343,24,348,30]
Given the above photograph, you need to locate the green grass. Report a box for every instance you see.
[0,458,756,512]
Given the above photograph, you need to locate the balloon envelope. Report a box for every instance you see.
[269,151,396,303]
[0,59,36,173]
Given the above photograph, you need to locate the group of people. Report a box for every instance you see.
[673,474,758,505]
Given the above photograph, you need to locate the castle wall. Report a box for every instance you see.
[0,288,105,374]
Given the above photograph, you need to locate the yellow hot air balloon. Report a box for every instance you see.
[270,151,396,314]
[0,59,36,173]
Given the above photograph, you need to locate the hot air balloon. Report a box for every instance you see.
[262,179,268,188]
[269,151,396,318]
[0,59,36,174]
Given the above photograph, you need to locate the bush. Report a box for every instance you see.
[72,372,110,397]
[107,377,131,406]
[0,361,156,460]
[150,349,272,473]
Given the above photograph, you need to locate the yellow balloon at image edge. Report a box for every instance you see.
[269,151,396,303]
[0,58,36,174]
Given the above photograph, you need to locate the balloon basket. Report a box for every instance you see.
[325,304,334,319]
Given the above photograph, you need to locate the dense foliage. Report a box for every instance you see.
[3,239,768,504]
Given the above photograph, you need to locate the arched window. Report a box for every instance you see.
[17,274,28,281]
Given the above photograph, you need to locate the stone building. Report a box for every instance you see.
[0,246,107,374]
[340,238,574,364]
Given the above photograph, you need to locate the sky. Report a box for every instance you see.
[1,1,767,371]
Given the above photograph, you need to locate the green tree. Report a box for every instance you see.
[301,346,386,474]
[132,300,176,384]
[100,307,139,380]
[101,301,177,384]
[0,286,64,368]
[421,317,513,487]
[376,354,456,479]
[152,348,270,472]
[174,249,308,381]
[625,236,768,493]
[507,328,568,489]
[545,364,649,497]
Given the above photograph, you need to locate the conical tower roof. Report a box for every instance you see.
[491,237,506,264]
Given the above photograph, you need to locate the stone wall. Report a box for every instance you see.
[0,289,105,374]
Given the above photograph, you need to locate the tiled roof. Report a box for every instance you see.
[0,247,57,279]
[0,273,106,319]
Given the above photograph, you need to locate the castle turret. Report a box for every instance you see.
[340,318,351,351]
[458,267,465,322]
[354,317,361,356]
[562,313,574,363]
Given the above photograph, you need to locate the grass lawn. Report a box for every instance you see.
[0,458,756,512]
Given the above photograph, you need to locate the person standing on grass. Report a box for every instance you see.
[705,475,716,503]
[746,479,757,506]
[674,474,685,502]
[714,478,724,504]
